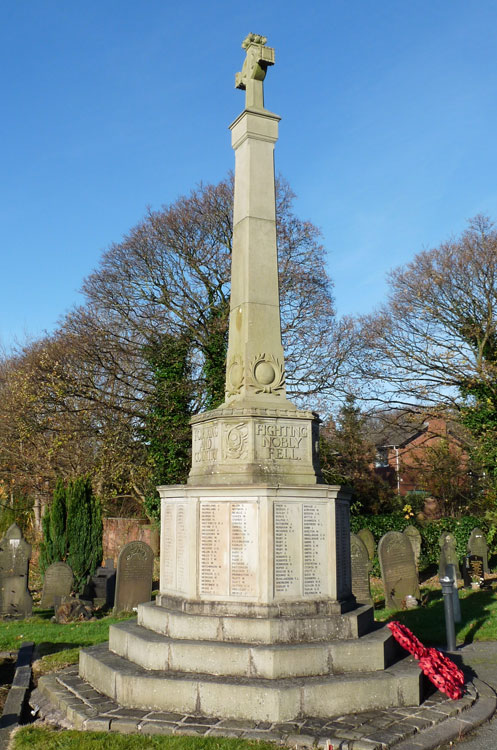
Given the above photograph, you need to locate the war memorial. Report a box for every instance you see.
[63,34,421,722]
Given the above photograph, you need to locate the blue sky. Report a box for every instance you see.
[2,1,497,352]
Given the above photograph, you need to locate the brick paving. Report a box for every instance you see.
[30,665,485,750]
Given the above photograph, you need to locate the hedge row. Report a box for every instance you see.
[350,513,489,576]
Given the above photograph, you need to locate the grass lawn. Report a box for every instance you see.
[372,577,497,646]
[12,727,278,750]
[0,609,134,677]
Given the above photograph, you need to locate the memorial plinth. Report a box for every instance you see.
[72,33,423,723]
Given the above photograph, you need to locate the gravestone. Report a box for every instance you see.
[82,559,116,608]
[41,562,73,609]
[114,541,154,613]
[468,528,489,574]
[438,532,461,579]
[378,531,420,609]
[357,528,375,561]
[403,525,421,573]
[350,533,372,604]
[0,524,32,618]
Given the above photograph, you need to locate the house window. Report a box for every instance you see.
[375,448,389,468]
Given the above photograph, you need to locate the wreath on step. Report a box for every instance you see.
[387,621,465,700]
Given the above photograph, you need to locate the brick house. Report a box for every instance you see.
[373,416,468,496]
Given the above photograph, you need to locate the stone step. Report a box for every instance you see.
[137,600,374,644]
[109,619,400,678]
[79,642,422,723]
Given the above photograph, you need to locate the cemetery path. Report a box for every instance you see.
[437,641,497,749]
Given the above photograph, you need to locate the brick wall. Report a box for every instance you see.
[102,518,159,564]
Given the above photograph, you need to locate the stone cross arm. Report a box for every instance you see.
[235,33,275,110]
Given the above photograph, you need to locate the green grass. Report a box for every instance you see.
[374,584,497,645]
[0,609,134,676]
[13,727,278,750]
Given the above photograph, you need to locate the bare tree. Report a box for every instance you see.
[353,215,497,413]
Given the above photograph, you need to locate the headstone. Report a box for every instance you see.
[378,531,420,609]
[0,524,33,618]
[114,541,154,613]
[468,528,489,574]
[41,562,73,609]
[357,528,375,561]
[403,525,421,573]
[82,559,116,608]
[350,533,372,604]
[438,532,461,579]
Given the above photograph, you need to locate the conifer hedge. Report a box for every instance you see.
[40,476,103,590]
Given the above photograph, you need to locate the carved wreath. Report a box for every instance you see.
[248,353,285,395]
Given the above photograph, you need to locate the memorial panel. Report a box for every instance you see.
[230,502,258,597]
[175,503,189,593]
[274,502,302,596]
[303,503,327,596]
[199,502,230,596]
[162,503,175,589]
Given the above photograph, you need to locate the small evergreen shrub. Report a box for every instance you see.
[67,477,103,591]
[40,476,103,589]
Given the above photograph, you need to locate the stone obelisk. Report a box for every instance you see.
[76,35,422,723]
[188,34,321,487]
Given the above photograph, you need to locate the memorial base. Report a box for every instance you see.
[78,600,423,721]
[158,484,355,613]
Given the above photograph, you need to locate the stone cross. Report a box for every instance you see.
[235,33,275,110]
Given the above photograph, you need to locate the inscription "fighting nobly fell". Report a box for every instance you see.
[256,423,308,460]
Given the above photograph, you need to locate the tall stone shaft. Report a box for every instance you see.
[187,34,321,487]
[225,107,289,408]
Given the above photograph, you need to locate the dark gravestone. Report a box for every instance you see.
[114,541,154,613]
[0,524,33,618]
[357,528,375,561]
[41,562,74,609]
[350,533,372,604]
[438,532,461,579]
[378,531,420,609]
[82,559,116,608]
[403,525,421,573]
[468,528,489,574]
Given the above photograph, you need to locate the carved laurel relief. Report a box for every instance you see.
[226,355,244,397]
[223,422,249,460]
[248,353,285,395]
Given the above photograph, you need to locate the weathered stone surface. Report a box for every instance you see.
[403,526,421,573]
[109,619,396,678]
[468,528,489,574]
[158,484,353,614]
[350,533,372,604]
[41,562,74,609]
[114,541,153,613]
[378,532,420,609]
[357,528,375,560]
[79,643,422,722]
[0,524,32,618]
[438,532,461,579]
